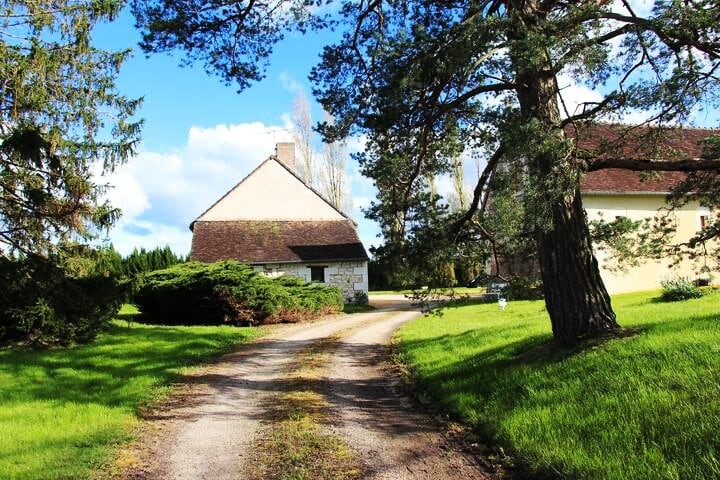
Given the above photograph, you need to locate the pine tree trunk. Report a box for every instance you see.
[508,0,620,345]
[536,191,619,345]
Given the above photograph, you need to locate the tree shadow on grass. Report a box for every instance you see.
[397,308,720,439]
[0,323,256,409]
[398,309,720,413]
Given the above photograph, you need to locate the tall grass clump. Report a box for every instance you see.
[135,261,343,326]
[660,276,703,301]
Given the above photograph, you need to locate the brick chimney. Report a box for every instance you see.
[275,142,295,170]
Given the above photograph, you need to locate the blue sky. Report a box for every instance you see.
[93,8,381,255]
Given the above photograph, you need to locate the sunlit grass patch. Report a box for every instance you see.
[396,291,720,480]
[0,315,258,479]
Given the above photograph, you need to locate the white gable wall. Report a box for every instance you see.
[197,159,345,221]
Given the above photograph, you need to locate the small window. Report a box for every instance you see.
[310,266,325,283]
[700,215,708,229]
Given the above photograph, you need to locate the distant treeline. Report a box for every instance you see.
[120,246,187,276]
[68,245,188,278]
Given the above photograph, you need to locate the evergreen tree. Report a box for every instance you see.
[120,245,185,276]
[1,1,142,255]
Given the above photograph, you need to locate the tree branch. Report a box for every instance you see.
[599,12,720,60]
[451,145,504,239]
[432,82,516,122]
[554,24,636,71]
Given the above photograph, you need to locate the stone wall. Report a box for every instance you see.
[326,261,369,302]
[253,260,369,303]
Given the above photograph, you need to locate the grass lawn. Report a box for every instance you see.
[0,305,259,480]
[396,290,720,480]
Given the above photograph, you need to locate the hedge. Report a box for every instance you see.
[0,256,124,346]
[135,261,344,326]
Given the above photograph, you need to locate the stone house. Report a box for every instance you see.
[190,143,369,302]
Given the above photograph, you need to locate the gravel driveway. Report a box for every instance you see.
[119,296,495,480]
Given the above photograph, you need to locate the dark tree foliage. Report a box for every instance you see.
[133,0,720,345]
[122,245,187,276]
[1,1,142,256]
[0,254,125,345]
[0,2,141,345]
[132,0,329,91]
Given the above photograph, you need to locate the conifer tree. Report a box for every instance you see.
[1,1,142,256]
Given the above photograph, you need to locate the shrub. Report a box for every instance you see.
[0,256,124,346]
[135,261,344,326]
[504,276,544,300]
[350,291,369,305]
[660,277,703,302]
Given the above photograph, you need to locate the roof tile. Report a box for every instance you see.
[572,124,719,193]
[190,220,368,263]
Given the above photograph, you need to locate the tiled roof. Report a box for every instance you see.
[190,220,368,264]
[581,169,689,194]
[572,124,718,193]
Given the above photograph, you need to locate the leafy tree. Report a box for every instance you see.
[133,0,720,345]
[291,92,316,184]
[287,94,351,212]
[319,112,351,213]
[1,0,142,256]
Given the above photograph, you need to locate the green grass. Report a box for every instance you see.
[396,290,720,480]
[342,303,376,314]
[0,308,259,480]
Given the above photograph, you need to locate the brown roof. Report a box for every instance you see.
[190,220,368,264]
[581,168,690,193]
[572,124,718,193]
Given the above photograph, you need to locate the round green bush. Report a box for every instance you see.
[660,277,703,302]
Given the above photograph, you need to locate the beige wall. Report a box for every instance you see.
[198,159,345,221]
[253,261,369,302]
[584,194,717,293]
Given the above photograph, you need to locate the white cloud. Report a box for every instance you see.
[98,122,293,255]
[279,71,305,94]
[101,221,192,258]
[352,195,372,212]
[102,170,150,221]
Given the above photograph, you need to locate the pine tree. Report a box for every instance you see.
[1,1,142,255]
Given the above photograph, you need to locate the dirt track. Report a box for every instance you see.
[120,296,493,479]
